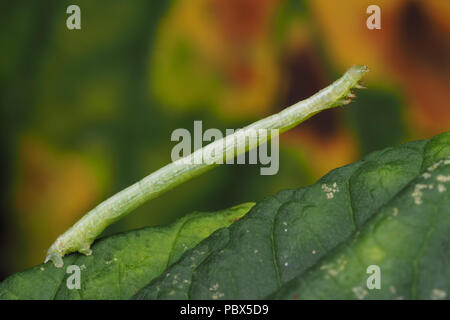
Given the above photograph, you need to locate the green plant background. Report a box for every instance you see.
[1,0,449,279]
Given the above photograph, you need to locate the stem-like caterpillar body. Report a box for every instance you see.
[45,65,369,267]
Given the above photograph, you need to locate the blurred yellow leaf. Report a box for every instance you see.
[13,135,108,267]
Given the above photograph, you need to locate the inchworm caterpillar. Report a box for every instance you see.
[45,65,369,267]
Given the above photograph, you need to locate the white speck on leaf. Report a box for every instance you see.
[352,286,368,300]
[393,208,399,216]
[322,183,339,199]
[412,183,432,205]
[428,160,444,172]
[209,283,219,291]
[436,175,450,182]
[431,289,447,300]
[212,292,224,299]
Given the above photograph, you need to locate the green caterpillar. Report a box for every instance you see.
[45,65,369,268]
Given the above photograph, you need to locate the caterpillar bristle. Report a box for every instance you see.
[356,83,367,89]
[343,98,353,105]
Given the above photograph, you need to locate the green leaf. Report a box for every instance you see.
[134,131,450,300]
[2,132,449,300]
[0,203,254,300]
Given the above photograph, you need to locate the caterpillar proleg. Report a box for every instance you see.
[45,65,369,268]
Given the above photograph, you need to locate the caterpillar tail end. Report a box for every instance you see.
[44,238,94,268]
[45,252,64,268]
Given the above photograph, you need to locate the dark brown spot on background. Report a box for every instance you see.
[280,46,338,140]
[397,0,450,72]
